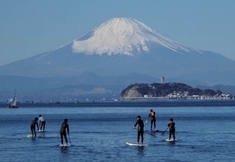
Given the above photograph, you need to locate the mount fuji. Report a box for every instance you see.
[1,17,235,89]
[72,17,195,55]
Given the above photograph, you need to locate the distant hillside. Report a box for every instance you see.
[120,82,233,99]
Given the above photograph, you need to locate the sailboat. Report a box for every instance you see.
[8,90,19,108]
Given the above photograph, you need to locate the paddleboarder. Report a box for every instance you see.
[133,115,144,144]
[168,118,176,140]
[148,109,156,130]
[30,117,39,138]
[60,118,70,145]
[38,114,46,131]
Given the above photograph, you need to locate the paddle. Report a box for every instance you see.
[161,127,169,135]
[144,120,148,125]
[68,134,72,145]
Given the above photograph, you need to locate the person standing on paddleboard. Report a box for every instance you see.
[30,117,39,138]
[148,109,156,130]
[60,119,69,145]
[168,118,176,140]
[38,114,46,131]
[133,115,144,144]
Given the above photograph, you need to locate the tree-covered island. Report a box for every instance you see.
[120,82,233,100]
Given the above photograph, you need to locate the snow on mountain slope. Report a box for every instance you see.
[72,17,195,56]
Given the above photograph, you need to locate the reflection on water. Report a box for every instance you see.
[137,146,145,155]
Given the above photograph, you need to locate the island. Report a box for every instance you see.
[120,82,233,100]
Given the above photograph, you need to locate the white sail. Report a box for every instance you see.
[8,90,18,108]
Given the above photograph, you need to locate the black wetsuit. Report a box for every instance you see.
[168,121,176,140]
[134,119,144,143]
[30,120,38,137]
[60,121,69,144]
[149,111,156,130]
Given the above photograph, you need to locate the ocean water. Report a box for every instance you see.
[0,106,235,162]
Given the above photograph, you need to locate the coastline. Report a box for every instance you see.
[1,99,235,108]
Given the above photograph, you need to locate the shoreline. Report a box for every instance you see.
[1,99,235,108]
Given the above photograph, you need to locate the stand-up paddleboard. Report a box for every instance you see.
[59,143,71,147]
[126,142,147,147]
[27,134,33,138]
[38,129,45,132]
[146,129,163,133]
[144,131,156,137]
[153,129,164,133]
[165,139,177,142]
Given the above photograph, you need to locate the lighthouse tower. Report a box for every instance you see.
[161,76,165,84]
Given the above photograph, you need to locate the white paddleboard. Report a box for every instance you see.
[59,143,71,147]
[27,134,33,138]
[165,139,177,142]
[126,142,147,147]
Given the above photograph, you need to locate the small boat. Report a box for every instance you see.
[8,90,19,108]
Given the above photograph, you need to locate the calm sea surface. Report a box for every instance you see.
[0,106,235,162]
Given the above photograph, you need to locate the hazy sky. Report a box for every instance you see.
[0,0,234,66]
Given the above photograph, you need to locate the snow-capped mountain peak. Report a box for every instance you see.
[72,17,194,55]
